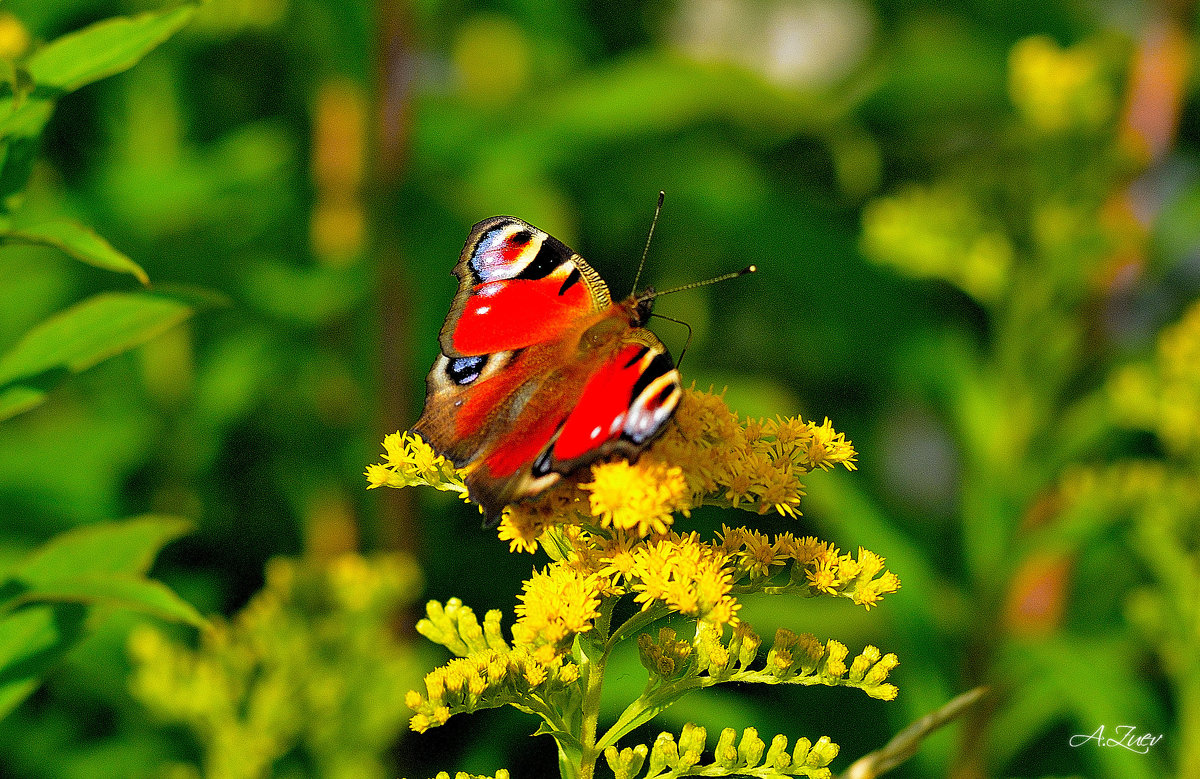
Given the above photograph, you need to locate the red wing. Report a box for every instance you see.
[441,217,612,357]
[546,335,682,470]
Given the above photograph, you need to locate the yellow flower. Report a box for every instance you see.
[512,564,602,651]
[792,536,829,565]
[1008,35,1114,133]
[806,553,841,595]
[860,185,1013,304]
[803,418,858,472]
[737,530,778,578]
[629,533,740,626]
[593,530,642,588]
[584,459,690,537]
[1110,298,1200,457]
[365,431,469,497]
[0,13,29,60]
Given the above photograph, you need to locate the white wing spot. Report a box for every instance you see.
[590,425,602,440]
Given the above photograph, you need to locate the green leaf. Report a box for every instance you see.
[10,516,192,585]
[11,574,206,628]
[0,292,192,388]
[0,385,45,422]
[0,603,86,719]
[0,6,195,203]
[0,518,198,720]
[0,113,49,205]
[25,5,197,94]
[0,219,148,284]
[0,95,54,140]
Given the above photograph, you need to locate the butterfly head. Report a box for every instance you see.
[633,288,656,326]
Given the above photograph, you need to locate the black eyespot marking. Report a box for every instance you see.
[447,355,487,385]
[517,236,572,281]
[509,229,533,246]
[654,384,675,406]
[629,351,674,401]
[624,345,650,369]
[532,448,554,477]
[558,267,582,297]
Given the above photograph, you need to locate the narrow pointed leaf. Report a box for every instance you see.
[0,385,45,421]
[25,5,197,94]
[11,516,193,584]
[13,574,206,628]
[0,219,148,284]
[0,292,192,388]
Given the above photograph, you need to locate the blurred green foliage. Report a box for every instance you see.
[0,0,1196,777]
[129,552,424,779]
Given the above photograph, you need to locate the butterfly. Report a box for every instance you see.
[411,216,683,526]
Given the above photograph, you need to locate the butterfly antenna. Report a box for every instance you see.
[631,190,666,294]
[638,264,757,303]
[649,312,695,369]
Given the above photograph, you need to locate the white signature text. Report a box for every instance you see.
[1069,725,1163,754]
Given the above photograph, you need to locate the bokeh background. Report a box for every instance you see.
[1,0,1198,777]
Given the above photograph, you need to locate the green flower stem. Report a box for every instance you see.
[576,644,606,779]
[597,678,704,752]
[577,596,619,779]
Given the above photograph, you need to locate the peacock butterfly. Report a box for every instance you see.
[411,215,684,526]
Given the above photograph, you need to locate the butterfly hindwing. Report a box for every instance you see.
[547,333,681,470]
[465,329,681,522]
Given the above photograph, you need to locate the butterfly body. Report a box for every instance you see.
[412,216,682,525]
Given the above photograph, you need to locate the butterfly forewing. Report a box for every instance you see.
[440,217,611,356]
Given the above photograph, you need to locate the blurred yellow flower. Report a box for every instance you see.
[860,184,1012,304]
[1008,35,1115,134]
[1110,298,1200,457]
[0,12,29,59]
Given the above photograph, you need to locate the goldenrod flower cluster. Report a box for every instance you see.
[638,623,899,701]
[723,527,902,610]
[372,388,900,777]
[605,722,840,779]
[1110,299,1200,459]
[129,553,422,779]
[366,430,469,498]
[368,388,858,552]
[407,598,583,734]
[512,564,602,658]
